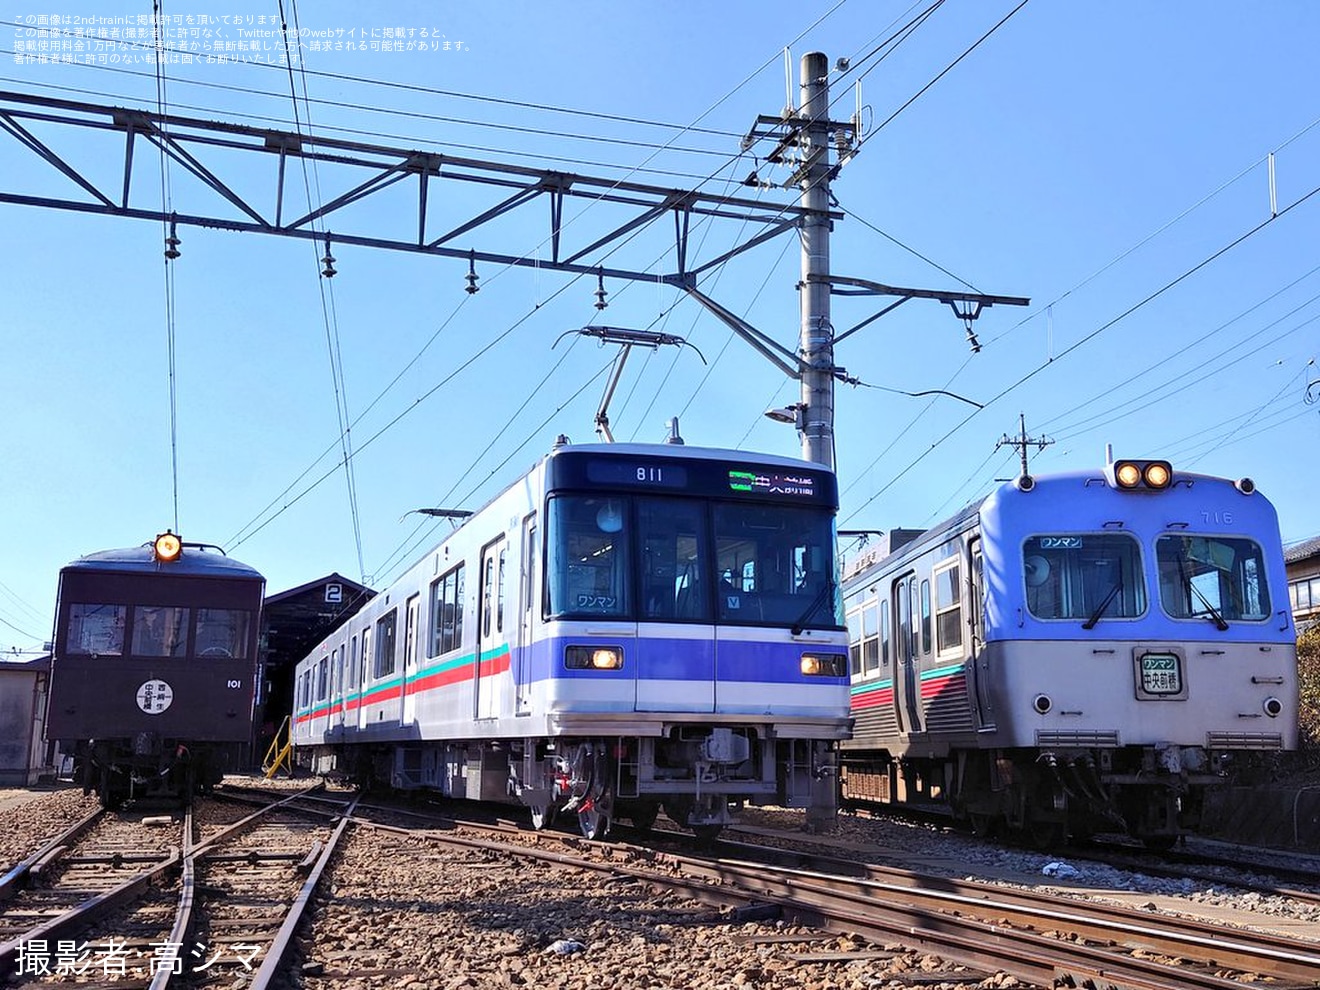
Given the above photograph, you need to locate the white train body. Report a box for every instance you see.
[293,441,850,837]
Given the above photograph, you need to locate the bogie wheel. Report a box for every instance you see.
[1141,834,1179,852]
[1024,819,1066,851]
[627,802,660,834]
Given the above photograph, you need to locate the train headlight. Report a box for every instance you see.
[1143,462,1171,489]
[1109,459,1173,491]
[564,645,623,670]
[1263,697,1283,718]
[800,653,846,677]
[153,532,182,562]
[1115,462,1142,488]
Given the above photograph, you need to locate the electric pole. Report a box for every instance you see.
[996,413,1053,481]
[798,51,835,469]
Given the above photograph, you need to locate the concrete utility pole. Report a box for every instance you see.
[798,51,835,469]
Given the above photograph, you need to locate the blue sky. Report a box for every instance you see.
[3,1,1319,656]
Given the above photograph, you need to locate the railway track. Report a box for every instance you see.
[0,787,353,987]
[255,793,1320,990]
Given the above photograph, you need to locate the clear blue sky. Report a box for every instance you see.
[3,1,1319,656]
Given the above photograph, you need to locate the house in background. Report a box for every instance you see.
[1286,534,1320,632]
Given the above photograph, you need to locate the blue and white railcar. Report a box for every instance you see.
[841,459,1297,846]
[292,440,850,838]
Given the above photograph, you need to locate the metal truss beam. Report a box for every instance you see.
[0,90,840,288]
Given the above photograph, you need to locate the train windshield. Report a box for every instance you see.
[1022,533,1147,622]
[65,603,127,656]
[545,493,841,628]
[1156,534,1270,623]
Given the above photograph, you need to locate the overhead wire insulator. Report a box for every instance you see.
[320,233,337,278]
[163,216,181,260]
[594,269,608,311]
[465,249,479,294]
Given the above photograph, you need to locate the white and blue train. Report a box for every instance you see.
[840,458,1298,847]
[292,439,851,838]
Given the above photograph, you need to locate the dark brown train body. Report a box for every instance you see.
[47,535,265,807]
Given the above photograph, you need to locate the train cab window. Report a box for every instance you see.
[374,611,397,678]
[131,605,189,657]
[66,603,126,656]
[1156,535,1270,623]
[933,562,962,654]
[429,564,465,657]
[195,608,251,659]
[638,497,709,621]
[1023,533,1146,622]
[713,502,840,627]
[546,495,630,618]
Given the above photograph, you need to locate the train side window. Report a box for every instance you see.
[361,628,372,683]
[861,600,880,674]
[496,546,508,634]
[429,563,465,658]
[349,635,358,689]
[919,580,931,656]
[374,611,397,678]
[404,594,419,669]
[880,599,891,667]
[933,561,962,654]
[316,656,329,701]
[66,603,126,656]
[195,608,251,659]
[846,607,863,676]
[131,605,190,657]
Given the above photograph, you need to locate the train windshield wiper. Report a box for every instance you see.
[1176,554,1229,631]
[791,578,836,635]
[1081,580,1123,630]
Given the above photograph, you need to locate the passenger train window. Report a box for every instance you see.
[496,547,507,634]
[919,580,931,656]
[1156,534,1270,622]
[861,601,879,674]
[316,656,328,701]
[131,605,189,657]
[195,608,251,658]
[374,611,397,678]
[429,564,465,657]
[880,599,891,666]
[933,562,962,654]
[66,603,126,656]
[1023,533,1146,621]
[846,608,863,675]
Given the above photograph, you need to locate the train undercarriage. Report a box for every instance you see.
[305,725,837,840]
[841,744,1229,849]
[70,734,233,809]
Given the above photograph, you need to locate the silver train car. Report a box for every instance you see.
[292,440,851,838]
[841,459,1298,847]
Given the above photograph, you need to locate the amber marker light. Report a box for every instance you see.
[153,531,182,562]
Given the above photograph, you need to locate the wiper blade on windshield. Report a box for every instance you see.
[791,578,835,635]
[1082,580,1123,630]
[1176,554,1229,631]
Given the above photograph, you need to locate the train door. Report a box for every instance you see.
[894,572,923,734]
[475,537,507,720]
[357,628,372,731]
[401,594,420,726]
[515,515,537,715]
[327,647,344,740]
[969,539,995,730]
